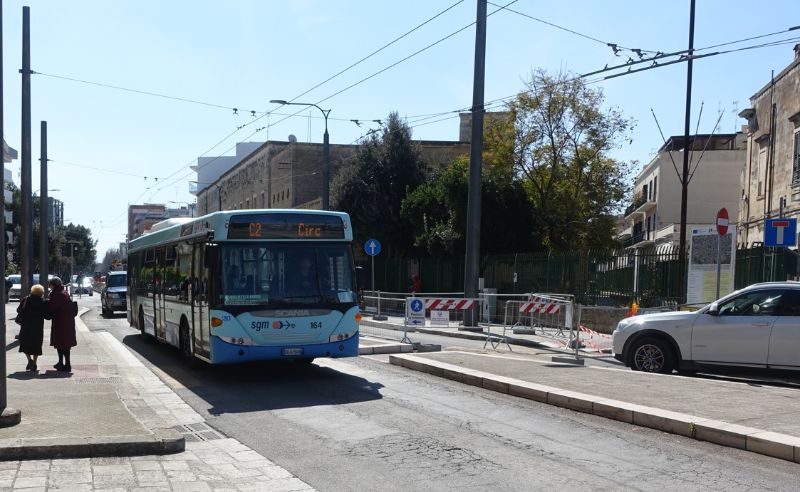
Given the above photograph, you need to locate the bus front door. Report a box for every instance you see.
[191,244,209,358]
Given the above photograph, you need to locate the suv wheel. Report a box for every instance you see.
[630,337,675,374]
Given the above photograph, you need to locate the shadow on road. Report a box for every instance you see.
[121,333,384,415]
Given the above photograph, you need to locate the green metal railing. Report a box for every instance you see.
[358,245,798,308]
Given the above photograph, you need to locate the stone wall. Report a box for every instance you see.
[578,307,629,334]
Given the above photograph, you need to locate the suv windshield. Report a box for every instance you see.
[107,274,127,288]
[220,243,356,307]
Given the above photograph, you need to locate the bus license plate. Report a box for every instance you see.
[282,348,304,356]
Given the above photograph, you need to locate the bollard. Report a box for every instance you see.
[373,290,387,321]
[551,302,585,366]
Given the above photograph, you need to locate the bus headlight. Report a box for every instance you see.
[329,331,356,343]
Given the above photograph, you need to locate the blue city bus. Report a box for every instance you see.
[127,209,360,364]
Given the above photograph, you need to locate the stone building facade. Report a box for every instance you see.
[194,122,473,215]
[738,45,800,247]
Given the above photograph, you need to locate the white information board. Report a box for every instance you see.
[430,310,449,326]
[687,227,735,304]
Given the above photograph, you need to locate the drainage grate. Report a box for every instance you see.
[173,422,225,441]
[73,377,123,385]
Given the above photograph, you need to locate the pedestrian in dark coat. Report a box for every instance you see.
[47,277,76,372]
[17,284,48,372]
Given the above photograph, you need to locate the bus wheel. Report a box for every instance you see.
[179,319,192,359]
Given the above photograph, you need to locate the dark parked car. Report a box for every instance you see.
[101,271,127,316]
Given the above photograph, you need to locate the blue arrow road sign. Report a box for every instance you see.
[365,239,382,256]
[765,218,797,247]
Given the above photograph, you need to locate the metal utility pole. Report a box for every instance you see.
[39,121,48,291]
[677,0,696,299]
[463,0,486,329]
[20,6,31,297]
[269,100,331,210]
[0,0,22,427]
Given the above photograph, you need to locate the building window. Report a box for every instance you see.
[793,130,800,184]
[653,176,657,201]
[758,148,767,196]
[261,192,266,208]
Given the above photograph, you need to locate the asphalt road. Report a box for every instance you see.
[78,295,799,491]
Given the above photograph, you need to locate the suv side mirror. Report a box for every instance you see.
[708,302,720,316]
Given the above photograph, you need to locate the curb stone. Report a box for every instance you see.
[389,353,800,464]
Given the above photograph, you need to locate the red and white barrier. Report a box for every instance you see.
[578,324,612,352]
[423,298,476,310]
[519,300,562,314]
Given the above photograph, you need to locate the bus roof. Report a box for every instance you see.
[128,209,353,252]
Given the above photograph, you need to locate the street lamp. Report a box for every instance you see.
[270,99,331,210]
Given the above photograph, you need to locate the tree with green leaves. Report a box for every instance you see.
[5,182,97,277]
[401,157,539,257]
[501,69,633,251]
[331,112,426,257]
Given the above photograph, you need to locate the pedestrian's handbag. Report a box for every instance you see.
[14,298,26,325]
[71,300,78,317]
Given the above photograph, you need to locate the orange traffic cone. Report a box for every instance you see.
[626,301,639,318]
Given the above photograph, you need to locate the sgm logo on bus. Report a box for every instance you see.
[251,320,296,331]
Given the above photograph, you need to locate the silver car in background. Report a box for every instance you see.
[613,282,800,374]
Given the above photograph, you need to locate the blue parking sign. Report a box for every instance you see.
[765,218,797,247]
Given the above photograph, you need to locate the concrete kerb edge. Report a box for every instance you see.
[0,430,184,461]
[389,353,800,463]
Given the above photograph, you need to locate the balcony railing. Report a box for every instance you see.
[623,231,646,247]
[624,194,656,218]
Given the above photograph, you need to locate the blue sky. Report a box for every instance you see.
[2,0,799,257]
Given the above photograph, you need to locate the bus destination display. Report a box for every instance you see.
[227,213,345,239]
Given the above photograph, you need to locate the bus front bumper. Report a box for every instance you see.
[208,332,359,364]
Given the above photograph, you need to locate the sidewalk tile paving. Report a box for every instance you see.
[0,308,314,491]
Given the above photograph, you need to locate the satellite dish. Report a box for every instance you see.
[288,134,297,143]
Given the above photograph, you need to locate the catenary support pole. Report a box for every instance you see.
[40,121,48,294]
[677,0,696,301]
[0,0,22,426]
[20,6,31,298]
[463,0,486,330]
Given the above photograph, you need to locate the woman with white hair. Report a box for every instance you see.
[16,284,47,372]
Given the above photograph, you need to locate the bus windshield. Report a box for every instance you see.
[221,243,356,307]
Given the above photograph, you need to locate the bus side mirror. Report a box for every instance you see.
[204,244,219,268]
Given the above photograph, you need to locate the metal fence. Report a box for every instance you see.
[357,245,800,308]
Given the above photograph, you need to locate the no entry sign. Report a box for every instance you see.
[716,208,729,236]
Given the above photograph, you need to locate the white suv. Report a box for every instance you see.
[613,282,800,374]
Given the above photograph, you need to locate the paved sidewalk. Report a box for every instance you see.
[390,349,800,464]
[0,306,315,490]
[1,308,181,460]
